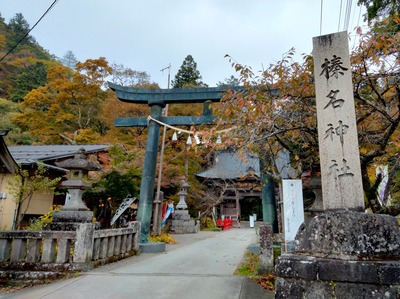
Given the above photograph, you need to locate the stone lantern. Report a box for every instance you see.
[176,178,189,210]
[307,176,323,214]
[170,178,199,234]
[51,148,102,229]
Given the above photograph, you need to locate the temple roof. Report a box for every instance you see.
[8,145,108,166]
[0,130,18,173]
[196,152,260,180]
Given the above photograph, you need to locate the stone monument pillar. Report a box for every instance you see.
[258,223,274,275]
[49,148,101,231]
[313,32,364,212]
[274,32,400,298]
[170,178,199,234]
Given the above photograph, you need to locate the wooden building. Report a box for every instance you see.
[196,151,262,221]
[0,142,108,229]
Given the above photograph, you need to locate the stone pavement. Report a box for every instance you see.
[1,227,275,299]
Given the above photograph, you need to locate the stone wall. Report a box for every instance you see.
[170,210,199,234]
[275,211,400,298]
[0,221,140,285]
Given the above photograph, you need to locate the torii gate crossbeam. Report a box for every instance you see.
[109,82,233,243]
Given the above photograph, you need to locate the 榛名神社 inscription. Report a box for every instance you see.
[313,31,364,211]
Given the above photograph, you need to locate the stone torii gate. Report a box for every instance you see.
[108,82,231,243]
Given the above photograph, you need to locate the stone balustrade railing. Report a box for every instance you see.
[0,221,140,284]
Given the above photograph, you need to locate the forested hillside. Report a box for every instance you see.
[0,12,214,214]
[1,4,400,223]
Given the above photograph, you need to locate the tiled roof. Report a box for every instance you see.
[8,145,109,165]
[0,131,18,173]
[196,152,260,179]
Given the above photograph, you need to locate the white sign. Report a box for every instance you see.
[249,215,255,228]
[110,195,137,226]
[282,179,304,242]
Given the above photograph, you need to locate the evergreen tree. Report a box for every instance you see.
[7,13,34,48]
[10,61,48,102]
[172,55,206,88]
[216,75,241,88]
[5,13,50,60]
[358,0,400,22]
[358,0,400,32]
[60,50,78,69]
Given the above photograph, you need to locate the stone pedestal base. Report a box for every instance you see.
[275,211,400,298]
[170,210,199,234]
[139,242,166,253]
[46,209,94,231]
[53,210,93,223]
[276,255,400,298]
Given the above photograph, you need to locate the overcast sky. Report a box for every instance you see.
[1,0,367,88]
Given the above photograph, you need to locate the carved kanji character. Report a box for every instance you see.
[320,55,348,79]
[324,90,345,109]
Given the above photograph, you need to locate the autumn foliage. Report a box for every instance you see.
[11,58,112,144]
[217,18,400,214]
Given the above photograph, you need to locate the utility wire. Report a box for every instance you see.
[338,0,343,32]
[350,0,357,30]
[343,0,353,31]
[347,0,353,30]
[320,0,323,35]
[343,0,348,31]
[353,5,363,47]
[0,0,60,62]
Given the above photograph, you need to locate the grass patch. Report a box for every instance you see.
[201,227,222,232]
[235,252,276,291]
[148,233,177,244]
[235,252,259,276]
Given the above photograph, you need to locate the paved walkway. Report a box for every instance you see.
[1,227,275,299]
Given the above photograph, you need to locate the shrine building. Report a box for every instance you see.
[196,151,262,221]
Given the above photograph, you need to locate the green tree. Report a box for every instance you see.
[83,144,141,212]
[0,14,53,102]
[0,98,18,129]
[172,55,207,88]
[358,0,400,22]
[8,163,62,229]
[5,13,50,60]
[7,13,33,48]
[0,97,36,145]
[10,61,48,102]
[358,0,400,33]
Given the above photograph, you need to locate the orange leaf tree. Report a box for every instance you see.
[12,57,112,144]
[218,20,400,214]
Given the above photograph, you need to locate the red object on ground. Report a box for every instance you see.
[217,218,224,229]
[162,202,167,217]
[223,218,233,230]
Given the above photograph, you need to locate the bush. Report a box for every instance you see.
[202,227,222,232]
[200,217,216,229]
[149,233,177,244]
[26,205,61,231]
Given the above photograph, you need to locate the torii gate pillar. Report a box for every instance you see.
[136,103,163,242]
[109,82,231,243]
